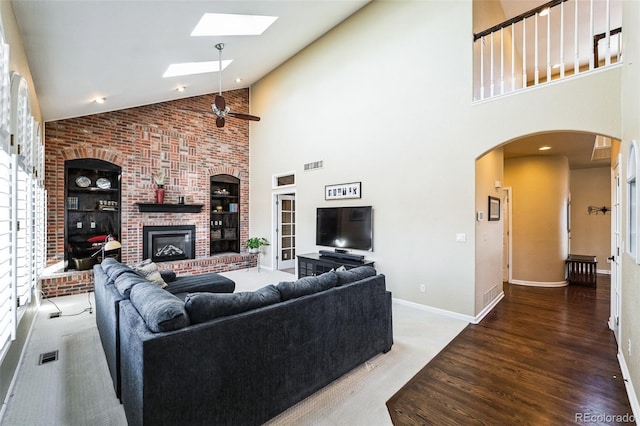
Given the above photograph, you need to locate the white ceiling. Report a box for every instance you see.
[11,0,615,169]
[11,0,370,122]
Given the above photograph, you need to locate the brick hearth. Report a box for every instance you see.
[42,89,254,296]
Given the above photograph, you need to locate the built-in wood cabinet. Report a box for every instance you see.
[65,159,121,270]
[210,174,240,255]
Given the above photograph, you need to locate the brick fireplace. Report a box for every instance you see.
[41,89,256,296]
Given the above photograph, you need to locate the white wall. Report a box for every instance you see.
[620,0,640,409]
[249,0,622,319]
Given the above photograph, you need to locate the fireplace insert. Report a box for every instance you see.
[143,225,196,263]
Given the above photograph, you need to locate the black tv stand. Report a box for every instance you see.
[297,253,374,278]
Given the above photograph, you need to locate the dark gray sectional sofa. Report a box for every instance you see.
[94,258,235,398]
[95,258,393,426]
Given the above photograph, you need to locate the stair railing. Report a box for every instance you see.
[473,0,622,101]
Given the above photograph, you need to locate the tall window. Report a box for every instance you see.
[0,42,43,359]
[628,140,639,263]
[0,28,13,355]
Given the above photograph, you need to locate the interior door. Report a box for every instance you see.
[610,157,622,342]
[276,194,295,270]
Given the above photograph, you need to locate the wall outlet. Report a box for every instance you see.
[76,222,82,229]
[90,221,96,229]
[419,284,426,293]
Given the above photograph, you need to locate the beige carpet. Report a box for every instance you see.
[1,268,467,426]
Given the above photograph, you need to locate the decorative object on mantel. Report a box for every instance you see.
[245,237,269,254]
[325,182,361,200]
[152,169,166,204]
[587,205,610,215]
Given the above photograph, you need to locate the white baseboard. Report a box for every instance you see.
[618,351,640,422]
[392,293,503,325]
[509,279,567,287]
[393,298,474,324]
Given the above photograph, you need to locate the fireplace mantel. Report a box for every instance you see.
[136,203,203,213]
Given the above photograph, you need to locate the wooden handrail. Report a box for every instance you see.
[473,0,568,41]
[593,27,622,68]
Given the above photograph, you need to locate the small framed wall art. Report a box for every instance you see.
[325,182,361,200]
[488,196,501,221]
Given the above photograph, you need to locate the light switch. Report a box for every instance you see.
[456,233,466,242]
[90,221,96,229]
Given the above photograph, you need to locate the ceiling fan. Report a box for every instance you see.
[210,43,260,128]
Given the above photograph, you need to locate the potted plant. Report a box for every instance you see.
[245,237,269,253]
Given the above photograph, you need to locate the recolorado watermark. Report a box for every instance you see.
[575,412,635,423]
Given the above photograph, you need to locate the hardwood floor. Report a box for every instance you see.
[386,276,634,425]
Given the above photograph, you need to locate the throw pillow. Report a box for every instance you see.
[276,271,338,301]
[159,269,177,283]
[334,265,376,286]
[185,284,281,324]
[129,282,190,332]
[130,259,167,288]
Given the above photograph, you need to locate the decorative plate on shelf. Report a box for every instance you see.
[96,177,111,189]
[75,176,91,188]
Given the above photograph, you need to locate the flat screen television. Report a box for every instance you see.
[316,206,373,251]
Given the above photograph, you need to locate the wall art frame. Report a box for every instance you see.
[488,196,501,221]
[325,182,361,200]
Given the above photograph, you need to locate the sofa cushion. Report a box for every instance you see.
[276,272,338,301]
[114,272,149,298]
[101,258,134,281]
[130,259,167,288]
[129,282,190,332]
[334,266,377,286]
[185,285,281,324]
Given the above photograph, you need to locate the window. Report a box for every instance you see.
[273,172,295,189]
[0,29,13,355]
[628,140,639,263]
[0,52,43,359]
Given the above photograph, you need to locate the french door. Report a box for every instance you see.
[276,194,295,270]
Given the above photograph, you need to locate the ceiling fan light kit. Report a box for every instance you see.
[208,43,261,128]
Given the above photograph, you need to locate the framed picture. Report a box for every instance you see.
[488,196,500,221]
[325,182,361,200]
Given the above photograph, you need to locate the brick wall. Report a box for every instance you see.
[42,89,255,295]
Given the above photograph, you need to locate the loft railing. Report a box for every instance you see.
[473,0,622,101]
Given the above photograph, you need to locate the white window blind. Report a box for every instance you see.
[0,148,12,349]
[0,30,13,355]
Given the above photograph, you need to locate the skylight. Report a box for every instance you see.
[191,13,278,36]
[163,59,232,78]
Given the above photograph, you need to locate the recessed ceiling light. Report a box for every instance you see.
[191,13,278,36]
[163,60,232,78]
[539,145,552,151]
[176,86,186,92]
[234,78,242,83]
[94,97,106,104]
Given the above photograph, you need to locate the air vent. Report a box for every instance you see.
[304,160,323,171]
[39,350,59,365]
